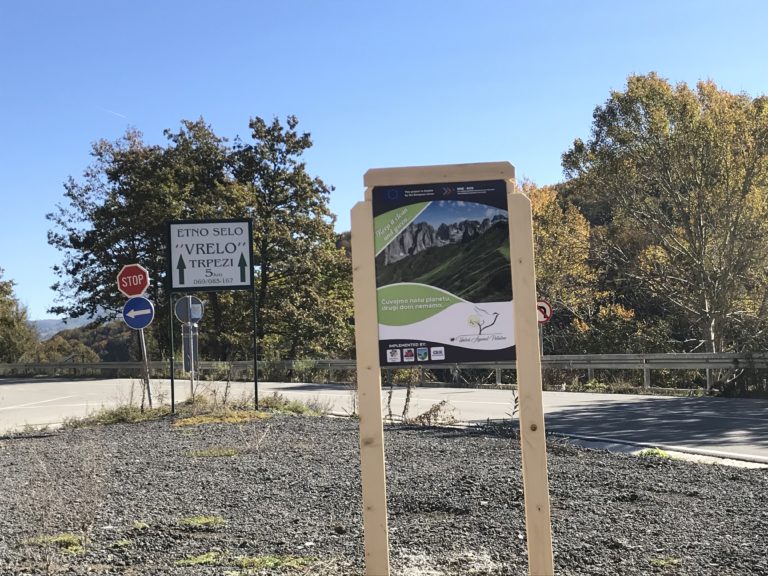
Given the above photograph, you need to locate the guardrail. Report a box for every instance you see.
[2,353,766,390]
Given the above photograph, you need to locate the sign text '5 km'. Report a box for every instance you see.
[168,219,254,292]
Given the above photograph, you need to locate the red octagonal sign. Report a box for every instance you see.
[117,263,150,297]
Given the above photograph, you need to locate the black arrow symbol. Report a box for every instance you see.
[177,255,186,285]
[238,253,247,283]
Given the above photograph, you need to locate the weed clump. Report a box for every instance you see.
[177,515,226,530]
[175,550,224,566]
[63,405,169,428]
[173,411,269,428]
[187,447,240,458]
[63,390,326,430]
[257,392,328,415]
[235,554,314,569]
[638,447,672,459]
[26,533,84,555]
[407,400,457,426]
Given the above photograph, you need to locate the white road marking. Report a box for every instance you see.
[0,395,78,411]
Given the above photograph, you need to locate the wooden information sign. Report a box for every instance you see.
[351,162,554,576]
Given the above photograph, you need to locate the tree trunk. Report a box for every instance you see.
[255,238,270,357]
[209,292,228,360]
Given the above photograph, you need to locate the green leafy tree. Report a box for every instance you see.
[231,116,353,358]
[563,73,768,354]
[48,116,353,361]
[47,119,241,359]
[48,130,170,320]
[162,120,247,360]
[0,269,38,362]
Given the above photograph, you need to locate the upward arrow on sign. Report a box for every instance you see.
[177,255,186,285]
[238,253,247,282]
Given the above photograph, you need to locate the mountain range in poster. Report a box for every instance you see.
[375,213,512,303]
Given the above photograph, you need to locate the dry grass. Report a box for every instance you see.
[177,515,226,530]
[173,410,270,428]
[187,447,240,458]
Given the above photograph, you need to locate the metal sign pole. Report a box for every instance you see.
[139,328,153,408]
[252,284,259,410]
[187,296,194,397]
[169,294,176,413]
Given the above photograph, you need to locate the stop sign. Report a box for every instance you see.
[117,263,150,297]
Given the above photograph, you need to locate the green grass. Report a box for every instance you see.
[177,514,226,530]
[638,447,672,459]
[175,550,224,566]
[257,392,327,415]
[376,222,512,302]
[26,532,84,555]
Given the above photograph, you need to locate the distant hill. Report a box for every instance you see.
[33,316,97,341]
[32,318,133,361]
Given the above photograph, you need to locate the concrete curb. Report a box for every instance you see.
[547,431,768,468]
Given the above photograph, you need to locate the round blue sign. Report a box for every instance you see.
[122,296,155,330]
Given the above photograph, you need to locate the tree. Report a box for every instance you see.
[47,119,242,358]
[526,181,598,317]
[0,269,38,362]
[48,129,171,321]
[20,335,99,363]
[48,116,354,361]
[526,180,600,353]
[230,116,353,358]
[563,73,768,354]
[49,320,134,361]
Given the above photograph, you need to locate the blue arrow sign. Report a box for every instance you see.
[123,296,155,330]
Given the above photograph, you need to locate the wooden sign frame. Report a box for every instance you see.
[351,162,554,576]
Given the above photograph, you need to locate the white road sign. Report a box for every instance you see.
[168,219,253,291]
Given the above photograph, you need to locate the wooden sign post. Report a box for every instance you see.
[351,199,391,576]
[351,162,554,576]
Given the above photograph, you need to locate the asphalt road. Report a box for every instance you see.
[1,377,767,463]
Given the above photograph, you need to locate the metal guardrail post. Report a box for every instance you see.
[643,359,651,389]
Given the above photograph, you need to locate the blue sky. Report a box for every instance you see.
[2,0,767,320]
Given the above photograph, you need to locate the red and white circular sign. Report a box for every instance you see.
[536,299,553,324]
[117,263,150,298]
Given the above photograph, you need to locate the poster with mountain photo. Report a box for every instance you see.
[372,179,515,365]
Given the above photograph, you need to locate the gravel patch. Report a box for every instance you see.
[0,415,766,575]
